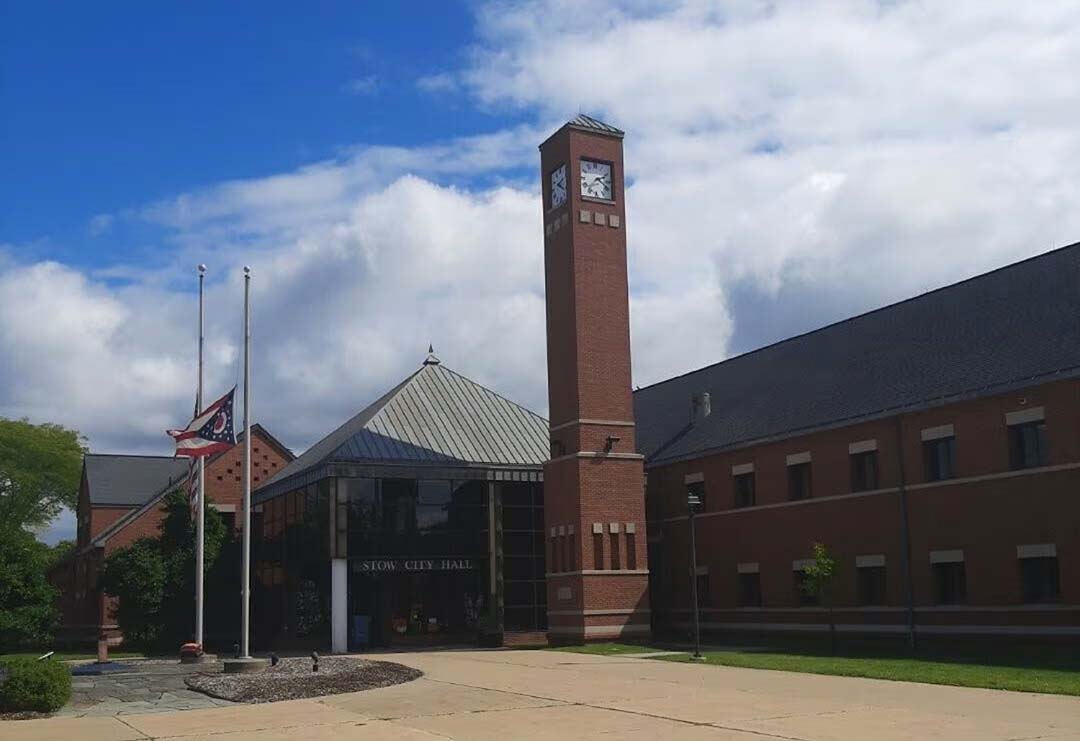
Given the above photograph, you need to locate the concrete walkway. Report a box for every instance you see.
[8,648,1080,740]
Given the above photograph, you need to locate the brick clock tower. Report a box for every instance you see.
[539,115,650,643]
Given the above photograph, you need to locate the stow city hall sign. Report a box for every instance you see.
[352,558,479,574]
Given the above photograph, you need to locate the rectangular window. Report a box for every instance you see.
[738,572,762,607]
[923,436,956,481]
[788,462,812,501]
[1020,557,1060,603]
[857,565,887,605]
[932,562,967,604]
[686,479,706,511]
[733,472,755,508]
[850,451,879,492]
[1009,421,1048,470]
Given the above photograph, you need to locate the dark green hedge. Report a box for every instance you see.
[0,658,72,712]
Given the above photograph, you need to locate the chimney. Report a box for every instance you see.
[690,391,711,423]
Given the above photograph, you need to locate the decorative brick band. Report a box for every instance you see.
[549,418,637,433]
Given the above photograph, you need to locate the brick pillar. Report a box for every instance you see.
[539,116,650,643]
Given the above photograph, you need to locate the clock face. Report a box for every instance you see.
[550,164,567,209]
[580,159,613,200]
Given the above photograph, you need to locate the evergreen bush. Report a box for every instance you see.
[0,658,72,713]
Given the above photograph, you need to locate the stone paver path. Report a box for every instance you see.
[62,661,235,716]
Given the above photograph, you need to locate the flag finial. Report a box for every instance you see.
[424,344,440,365]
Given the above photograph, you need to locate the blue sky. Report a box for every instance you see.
[4,1,1080,544]
[3,2,510,270]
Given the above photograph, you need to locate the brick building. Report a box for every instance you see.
[637,243,1080,641]
[51,115,1079,649]
[535,114,1079,643]
[49,425,292,644]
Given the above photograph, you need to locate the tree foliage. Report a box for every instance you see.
[0,528,60,650]
[801,542,837,603]
[801,542,838,652]
[0,418,85,532]
[100,489,229,651]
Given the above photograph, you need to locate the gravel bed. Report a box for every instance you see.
[185,657,421,703]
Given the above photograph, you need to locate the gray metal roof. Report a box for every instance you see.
[634,241,1080,465]
[566,114,624,138]
[257,356,549,499]
[84,454,189,506]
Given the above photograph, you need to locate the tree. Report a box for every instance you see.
[100,489,228,651]
[0,418,85,532]
[48,540,76,566]
[0,528,59,650]
[801,542,838,653]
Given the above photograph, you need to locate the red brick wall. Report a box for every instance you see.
[647,378,1080,636]
[56,429,292,643]
[541,122,650,641]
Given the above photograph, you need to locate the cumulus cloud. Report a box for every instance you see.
[5,0,1080,489]
[466,0,1080,347]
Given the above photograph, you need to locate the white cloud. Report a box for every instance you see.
[6,0,1080,508]
[87,213,114,236]
[343,75,378,95]
[461,0,1080,350]
[416,72,459,94]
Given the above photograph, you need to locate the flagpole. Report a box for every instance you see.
[240,266,252,659]
[196,264,206,650]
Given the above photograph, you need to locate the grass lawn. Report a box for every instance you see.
[549,643,664,656]
[553,643,1080,696]
[0,651,143,663]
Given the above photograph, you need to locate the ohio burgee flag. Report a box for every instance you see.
[167,387,238,458]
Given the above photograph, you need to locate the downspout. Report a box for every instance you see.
[893,414,917,651]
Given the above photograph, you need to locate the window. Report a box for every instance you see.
[850,451,879,492]
[932,562,967,604]
[794,568,817,605]
[923,436,956,481]
[738,572,762,607]
[686,480,706,511]
[1020,557,1060,603]
[857,565,887,605]
[733,472,755,508]
[1009,421,1048,470]
[417,479,451,533]
[788,463,812,501]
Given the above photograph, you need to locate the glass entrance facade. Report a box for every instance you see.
[254,473,545,651]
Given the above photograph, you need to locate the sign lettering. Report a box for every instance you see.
[353,558,478,573]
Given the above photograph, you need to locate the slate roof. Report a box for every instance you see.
[256,356,549,501]
[634,242,1080,465]
[83,454,189,506]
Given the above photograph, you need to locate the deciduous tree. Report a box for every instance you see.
[0,418,85,532]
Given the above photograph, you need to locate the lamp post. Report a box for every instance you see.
[687,487,704,661]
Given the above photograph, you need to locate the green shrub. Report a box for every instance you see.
[0,658,71,712]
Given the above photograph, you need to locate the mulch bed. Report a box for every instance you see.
[1,711,52,721]
[185,657,421,703]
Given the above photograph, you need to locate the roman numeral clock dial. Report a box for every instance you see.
[580,159,613,200]
[550,164,567,209]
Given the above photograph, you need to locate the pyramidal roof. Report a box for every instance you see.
[257,356,549,500]
[566,113,624,137]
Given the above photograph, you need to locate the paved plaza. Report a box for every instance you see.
[9,648,1080,740]
[62,660,235,716]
